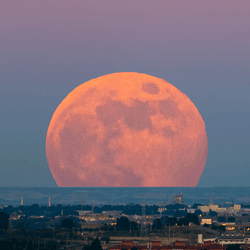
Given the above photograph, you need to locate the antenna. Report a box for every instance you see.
[21,197,23,206]
[49,197,51,207]
[141,196,147,237]
[81,200,85,211]
[142,202,146,217]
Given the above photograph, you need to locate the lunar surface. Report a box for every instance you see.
[46,72,207,187]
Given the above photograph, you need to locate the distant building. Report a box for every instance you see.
[80,222,103,229]
[201,218,212,225]
[198,204,241,215]
[187,208,196,214]
[158,207,167,213]
[217,233,250,245]
[102,211,122,217]
[78,210,92,216]
[108,240,227,250]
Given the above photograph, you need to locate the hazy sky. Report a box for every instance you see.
[1,0,249,187]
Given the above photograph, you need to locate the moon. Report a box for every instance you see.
[46,72,207,187]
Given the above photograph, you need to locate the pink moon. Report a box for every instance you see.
[46,72,208,187]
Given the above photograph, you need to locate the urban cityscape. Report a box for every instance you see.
[1,193,250,249]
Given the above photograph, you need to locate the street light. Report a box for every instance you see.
[38,239,41,250]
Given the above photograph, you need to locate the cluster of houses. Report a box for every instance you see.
[105,231,250,249]
[107,239,250,250]
[108,240,227,250]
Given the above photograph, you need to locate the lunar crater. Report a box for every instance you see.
[141,82,160,95]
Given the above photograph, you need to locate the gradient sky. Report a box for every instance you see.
[1,0,249,187]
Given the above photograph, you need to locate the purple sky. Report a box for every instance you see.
[1,0,250,187]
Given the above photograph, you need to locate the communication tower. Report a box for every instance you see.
[171,194,183,204]
[21,197,23,206]
[140,200,147,237]
[81,200,85,211]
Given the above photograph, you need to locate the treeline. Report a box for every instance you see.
[115,213,200,232]
[0,203,190,217]
[0,237,59,250]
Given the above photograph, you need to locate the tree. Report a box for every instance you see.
[152,219,162,230]
[87,237,94,246]
[228,217,235,222]
[218,225,225,232]
[161,216,169,224]
[227,244,240,250]
[194,209,203,216]
[209,210,218,217]
[0,212,9,230]
[117,216,130,231]
[166,217,177,226]
[174,209,187,218]
[217,216,226,222]
[60,218,74,229]
[85,237,102,250]
[0,239,12,250]
[130,221,138,231]
[184,213,199,225]
[178,218,189,226]
[192,203,202,209]
[101,236,110,243]
[211,224,225,232]
[83,246,91,250]
[41,241,59,250]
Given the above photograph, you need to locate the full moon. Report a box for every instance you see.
[46,72,207,187]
